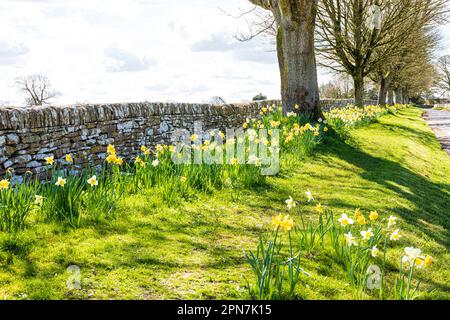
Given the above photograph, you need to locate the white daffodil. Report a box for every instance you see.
[360,228,374,241]
[305,190,314,202]
[55,177,67,187]
[390,228,401,241]
[402,246,422,266]
[285,196,297,210]
[152,159,159,167]
[344,232,358,247]
[87,175,98,187]
[387,215,397,228]
[338,213,354,227]
[371,246,380,258]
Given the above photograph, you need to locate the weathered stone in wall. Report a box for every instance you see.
[0,99,374,176]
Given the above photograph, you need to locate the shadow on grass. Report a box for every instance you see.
[318,135,450,247]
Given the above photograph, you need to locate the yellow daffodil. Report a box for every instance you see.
[107,144,116,155]
[45,156,55,165]
[0,179,10,190]
[390,229,401,241]
[243,122,248,129]
[169,145,176,153]
[65,154,73,163]
[360,228,374,240]
[344,232,358,247]
[285,196,297,210]
[369,211,379,221]
[106,153,117,164]
[271,213,294,232]
[338,213,354,227]
[114,157,123,166]
[315,203,324,214]
[294,104,300,110]
[141,145,151,156]
[324,127,329,132]
[155,144,164,152]
[423,256,433,268]
[357,214,366,225]
[55,177,67,187]
[371,246,380,258]
[87,175,98,187]
[190,134,198,142]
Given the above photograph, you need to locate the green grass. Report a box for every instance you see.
[433,106,450,111]
[0,106,449,300]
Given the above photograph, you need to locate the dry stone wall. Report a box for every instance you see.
[0,99,377,178]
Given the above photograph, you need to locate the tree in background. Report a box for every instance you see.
[252,93,268,101]
[248,0,323,120]
[316,0,447,107]
[319,74,354,99]
[209,96,227,106]
[16,74,59,106]
[436,55,450,98]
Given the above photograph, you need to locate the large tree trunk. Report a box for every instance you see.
[276,27,286,101]
[394,88,403,104]
[278,4,322,120]
[377,77,388,105]
[353,71,364,107]
[387,90,394,105]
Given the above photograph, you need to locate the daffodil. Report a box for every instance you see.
[369,211,379,221]
[107,144,116,155]
[323,127,329,132]
[423,256,433,268]
[371,246,380,258]
[287,112,296,117]
[344,232,358,247]
[87,175,98,187]
[390,228,401,241]
[387,215,397,228]
[305,190,314,202]
[402,247,422,266]
[34,195,44,206]
[357,214,366,225]
[315,203,324,214]
[152,159,159,167]
[271,213,294,232]
[155,144,164,152]
[45,156,55,165]
[338,213,354,227]
[106,153,117,164]
[243,122,248,129]
[360,228,374,241]
[141,145,151,156]
[285,196,297,210]
[55,177,67,187]
[169,145,176,153]
[190,134,198,142]
[114,157,124,166]
[230,158,238,166]
[0,179,10,190]
[65,154,73,163]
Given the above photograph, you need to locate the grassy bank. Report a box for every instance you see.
[0,106,449,300]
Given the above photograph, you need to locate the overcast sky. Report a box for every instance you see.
[1,0,450,106]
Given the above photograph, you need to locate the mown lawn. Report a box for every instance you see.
[0,106,449,300]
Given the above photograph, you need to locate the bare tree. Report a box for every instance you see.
[16,74,59,106]
[209,96,227,106]
[316,0,448,107]
[246,0,323,120]
[436,55,450,98]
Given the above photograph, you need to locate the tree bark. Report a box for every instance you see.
[276,27,286,101]
[387,90,394,105]
[280,24,322,119]
[394,88,403,104]
[353,70,364,107]
[378,77,388,105]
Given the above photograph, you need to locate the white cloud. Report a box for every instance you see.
[103,45,156,72]
[0,0,447,106]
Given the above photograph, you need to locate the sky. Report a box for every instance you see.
[1,0,450,106]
